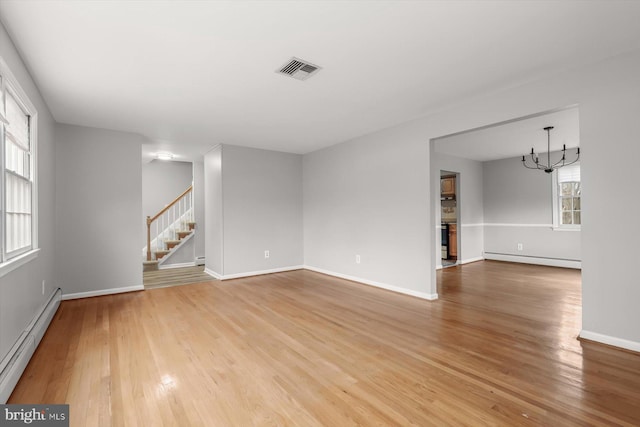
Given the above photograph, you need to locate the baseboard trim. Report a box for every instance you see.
[203,264,439,300]
[0,288,61,403]
[579,330,640,353]
[460,256,484,265]
[484,253,581,269]
[62,285,144,301]
[208,265,304,280]
[204,268,222,279]
[159,262,196,270]
[304,265,438,301]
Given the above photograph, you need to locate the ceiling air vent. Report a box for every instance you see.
[276,57,321,81]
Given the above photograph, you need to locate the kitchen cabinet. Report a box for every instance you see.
[448,223,457,258]
[441,177,455,196]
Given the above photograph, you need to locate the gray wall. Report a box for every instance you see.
[484,156,552,224]
[0,22,57,369]
[222,145,303,275]
[303,131,432,296]
[204,145,303,277]
[204,146,223,275]
[55,124,143,295]
[193,160,205,260]
[483,154,580,262]
[432,152,484,267]
[579,56,640,345]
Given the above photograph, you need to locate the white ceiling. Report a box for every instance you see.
[1,1,640,161]
[435,107,580,162]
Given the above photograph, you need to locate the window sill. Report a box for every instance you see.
[0,248,40,279]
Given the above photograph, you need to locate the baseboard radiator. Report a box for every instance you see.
[0,287,62,403]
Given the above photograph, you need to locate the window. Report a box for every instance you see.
[0,58,37,265]
[553,163,580,229]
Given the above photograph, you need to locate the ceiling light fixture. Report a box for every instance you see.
[155,152,175,161]
[522,126,579,173]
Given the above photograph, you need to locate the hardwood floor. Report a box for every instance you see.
[143,265,211,289]
[9,261,640,426]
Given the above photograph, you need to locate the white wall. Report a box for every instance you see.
[304,48,640,349]
[432,152,484,267]
[55,124,143,296]
[483,154,580,264]
[0,21,57,373]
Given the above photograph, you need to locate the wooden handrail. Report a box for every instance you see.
[147,185,193,224]
[146,185,193,261]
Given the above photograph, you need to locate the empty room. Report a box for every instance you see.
[1,1,640,425]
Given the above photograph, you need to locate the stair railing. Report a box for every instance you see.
[146,185,193,261]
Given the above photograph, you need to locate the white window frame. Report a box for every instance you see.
[0,56,39,277]
[552,163,580,231]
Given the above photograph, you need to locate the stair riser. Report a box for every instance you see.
[143,263,159,272]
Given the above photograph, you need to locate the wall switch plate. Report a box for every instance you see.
[355,254,361,264]
[264,250,270,259]
[517,243,523,251]
[42,280,46,295]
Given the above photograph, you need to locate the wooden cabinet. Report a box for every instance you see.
[441,177,455,196]
[448,224,457,258]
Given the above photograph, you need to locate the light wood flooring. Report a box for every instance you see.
[9,261,640,426]
[143,265,211,289]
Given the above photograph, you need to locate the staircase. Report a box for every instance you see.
[143,185,195,272]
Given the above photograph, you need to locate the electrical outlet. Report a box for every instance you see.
[264,250,270,259]
[355,254,361,264]
[42,280,45,295]
[517,243,523,251]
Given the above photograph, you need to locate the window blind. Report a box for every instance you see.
[557,163,580,182]
[4,91,32,254]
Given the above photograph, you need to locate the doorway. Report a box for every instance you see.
[432,105,582,296]
[440,170,459,268]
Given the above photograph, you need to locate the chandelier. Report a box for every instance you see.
[522,126,580,173]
